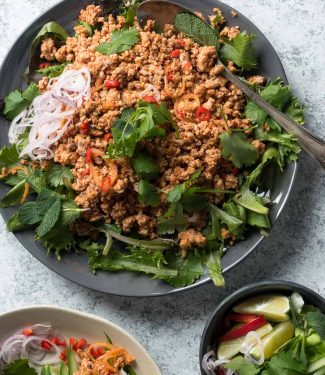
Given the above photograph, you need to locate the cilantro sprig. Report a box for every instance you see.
[96,27,139,55]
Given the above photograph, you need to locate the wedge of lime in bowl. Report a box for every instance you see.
[233,295,290,322]
[217,323,273,359]
[250,320,295,360]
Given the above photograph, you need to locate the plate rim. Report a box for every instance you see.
[0,0,297,297]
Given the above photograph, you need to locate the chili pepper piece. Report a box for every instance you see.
[171,49,181,58]
[143,96,157,103]
[196,106,211,122]
[105,80,120,89]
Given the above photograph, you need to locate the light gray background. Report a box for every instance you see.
[0,0,324,374]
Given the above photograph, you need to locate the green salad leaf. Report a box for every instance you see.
[131,152,159,179]
[121,0,141,27]
[174,12,220,48]
[305,311,325,339]
[96,27,139,55]
[225,357,260,375]
[262,351,307,375]
[220,32,257,70]
[75,20,94,36]
[157,202,187,235]
[220,132,259,168]
[0,145,20,169]
[0,179,26,208]
[3,83,40,120]
[204,246,224,287]
[37,62,68,78]
[138,180,160,207]
[2,359,37,375]
[46,164,73,188]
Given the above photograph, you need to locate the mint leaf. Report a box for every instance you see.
[131,152,159,179]
[96,28,139,55]
[46,164,73,187]
[138,180,160,207]
[26,170,47,193]
[3,359,37,375]
[59,200,83,226]
[37,62,68,78]
[305,311,325,339]
[36,198,61,237]
[220,32,257,70]
[220,132,259,168]
[18,202,41,225]
[7,212,29,232]
[225,356,260,375]
[174,13,219,48]
[0,179,26,208]
[3,83,39,120]
[35,188,61,217]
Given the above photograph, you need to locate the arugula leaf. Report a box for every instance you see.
[96,28,139,55]
[2,359,37,375]
[107,102,171,159]
[220,132,259,168]
[225,356,260,375]
[157,202,187,235]
[305,311,325,339]
[37,62,68,78]
[0,145,20,169]
[36,198,61,237]
[138,180,160,207]
[46,164,73,188]
[262,351,307,375]
[174,13,220,48]
[75,20,94,36]
[220,32,257,70]
[3,83,40,120]
[131,152,159,179]
[0,179,26,208]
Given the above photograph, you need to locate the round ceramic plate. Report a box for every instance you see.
[0,0,296,296]
[0,305,161,374]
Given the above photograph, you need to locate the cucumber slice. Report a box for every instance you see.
[308,358,325,373]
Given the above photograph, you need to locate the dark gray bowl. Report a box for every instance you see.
[199,280,325,374]
[0,0,296,296]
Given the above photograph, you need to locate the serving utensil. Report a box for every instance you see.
[137,0,325,168]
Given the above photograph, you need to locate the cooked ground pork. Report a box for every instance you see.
[37,5,261,248]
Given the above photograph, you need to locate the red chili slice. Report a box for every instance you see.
[80,122,89,134]
[105,79,120,89]
[85,149,92,164]
[176,38,185,47]
[51,336,60,345]
[218,316,267,341]
[41,340,51,351]
[39,62,51,69]
[171,49,181,58]
[227,313,261,323]
[103,133,112,141]
[143,95,157,103]
[167,70,174,82]
[101,176,112,193]
[196,106,212,122]
[76,338,87,350]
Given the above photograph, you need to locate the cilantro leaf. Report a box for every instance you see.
[138,180,160,207]
[220,32,257,70]
[174,13,220,48]
[36,198,61,237]
[224,356,260,375]
[157,202,187,235]
[37,62,68,78]
[220,132,259,168]
[167,171,201,203]
[204,246,225,287]
[131,152,159,179]
[46,164,73,188]
[262,351,307,375]
[305,311,325,339]
[2,359,37,375]
[96,28,139,55]
[3,83,40,120]
[209,203,244,235]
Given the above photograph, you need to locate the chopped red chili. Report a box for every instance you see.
[105,79,120,89]
[167,71,174,82]
[171,49,181,58]
[39,62,51,69]
[143,95,157,103]
[101,176,112,193]
[176,38,185,47]
[23,328,33,336]
[82,169,90,176]
[69,337,78,349]
[80,122,89,134]
[103,133,112,141]
[91,347,105,359]
[41,340,51,351]
[51,337,60,346]
[218,316,267,341]
[196,106,212,122]
[76,338,87,350]
[178,110,186,121]
[85,149,92,164]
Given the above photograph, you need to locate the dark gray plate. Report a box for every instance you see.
[0,0,296,297]
[199,281,325,374]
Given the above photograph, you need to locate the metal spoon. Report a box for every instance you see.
[137,0,325,168]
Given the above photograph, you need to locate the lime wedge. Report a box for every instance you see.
[250,320,295,360]
[217,323,273,359]
[233,294,290,322]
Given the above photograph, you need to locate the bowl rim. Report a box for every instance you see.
[199,280,325,373]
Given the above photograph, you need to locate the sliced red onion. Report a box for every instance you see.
[140,84,161,101]
[240,331,265,366]
[201,350,230,375]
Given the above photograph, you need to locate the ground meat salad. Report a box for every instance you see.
[0,1,303,287]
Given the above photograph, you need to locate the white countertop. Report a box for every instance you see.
[0,0,324,374]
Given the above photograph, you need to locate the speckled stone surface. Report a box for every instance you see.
[0,0,324,374]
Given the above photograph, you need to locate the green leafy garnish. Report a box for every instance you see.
[224,357,260,375]
[305,311,325,339]
[2,359,37,375]
[123,365,137,375]
[220,32,257,70]
[121,0,141,27]
[37,62,68,78]
[138,180,160,207]
[46,164,73,188]
[262,351,306,374]
[220,132,259,168]
[131,152,159,179]
[204,246,224,287]
[96,27,139,55]
[75,20,94,36]
[174,13,219,48]
[0,180,26,208]
[3,83,40,120]
[157,202,187,235]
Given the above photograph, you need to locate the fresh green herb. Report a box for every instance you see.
[104,331,113,344]
[3,83,40,120]
[36,198,62,237]
[209,203,245,235]
[0,144,20,169]
[46,164,73,188]
[157,202,187,235]
[123,365,137,375]
[121,0,141,27]
[37,62,68,78]
[67,346,79,375]
[107,102,172,159]
[234,188,269,215]
[40,366,53,375]
[6,212,29,232]
[131,152,159,179]
[138,180,160,207]
[174,13,220,48]
[166,171,201,203]
[305,311,325,339]
[220,132,259,168]
[75,20,94,36]
[204,245,224,287]
[220,32,257,70]
[224,356,260,375]
[0,179,27,208]
[96,27,139,55]
[2,359,37,375]
[261,351,307,374]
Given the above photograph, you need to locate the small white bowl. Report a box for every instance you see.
[0,305,161,375]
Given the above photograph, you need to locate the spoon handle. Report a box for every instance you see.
[221,65,325,168]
